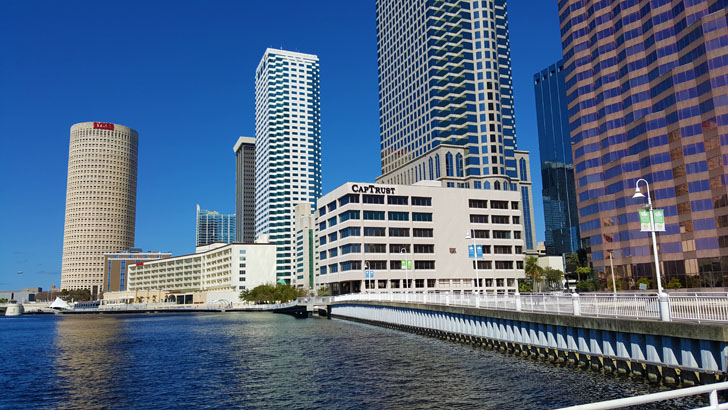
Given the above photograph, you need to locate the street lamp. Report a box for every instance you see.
[401,247,408,293]
[466,231,480,295]
[364,261,371,293]
[632,179,665,296]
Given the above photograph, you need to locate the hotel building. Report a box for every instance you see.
[196,205,236,247]
[125,242,277,303]
[316,182,525,295]
[234,136,256,243]
[374,0,536,251]
[534,59,581,256]
[559,0,728,287]
[254,49,322,282]
[61,121,138,298]
[102,249,172,293]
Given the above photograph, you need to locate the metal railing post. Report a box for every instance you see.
[572,293,581,316]
[515,293,522,312]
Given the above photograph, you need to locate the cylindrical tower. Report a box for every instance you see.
[61,122,138,297]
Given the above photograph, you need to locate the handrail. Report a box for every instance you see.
[557,381,728,409]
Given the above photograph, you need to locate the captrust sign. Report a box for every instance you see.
[351,184,396,195]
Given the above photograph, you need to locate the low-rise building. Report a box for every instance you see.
[0,287,42,303]
[103,249,172,293]
[316,182,526,295]
[116,242,276,303]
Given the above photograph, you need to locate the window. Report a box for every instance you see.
[415,260,435,270]
[470,214,489,223]
[408,212,430,222]
[363,210,385,220]
[339,210,360,222]
[414,244,434,253]
[365,243,387,253]
[411,196,432,206]
[446,152,454,176]
[328,232,338,242]
[495,261,514,269]
[516,261,524,269]
[512,216,520,224]
[340,244,361,255]
[368,260,387,270]
[514,231,521,239]
[491,200,508,209]
[329,248,338,258]
[388,195,408,205]
[435,154,441,178]
[492,215,509,224]
[327,202,337,212]
[363,227,386,237]
[390,244,410,253]
[469,199,488,208]
[492,230,511,239]
[494,245,512,254]
[456,153,464,177]
[471,229,489,238]
[388,211,409,221]
[413,228,433,237]
[511,201,519,210]
[340,227,361,238]
[339,194,359,206]
[389,227,409,237]
[363,194,384,204]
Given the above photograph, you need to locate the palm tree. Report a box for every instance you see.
[525,256,544,292]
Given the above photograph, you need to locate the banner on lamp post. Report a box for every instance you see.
[639,209,666,232]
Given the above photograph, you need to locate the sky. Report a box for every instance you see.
[0,1,564,290]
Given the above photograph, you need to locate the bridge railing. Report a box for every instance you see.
[327,292,728,323]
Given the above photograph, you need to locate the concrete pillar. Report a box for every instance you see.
[572,293,581,316]
[658,293,671,322]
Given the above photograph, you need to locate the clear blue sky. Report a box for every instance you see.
[0,1,563,290]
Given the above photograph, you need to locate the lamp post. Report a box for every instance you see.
[363,261,370,293]
[466,231,480,295]
[632,179,664,295]
[401,247,408,294]
[608,249,617,297]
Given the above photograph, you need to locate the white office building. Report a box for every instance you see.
[125,242,277,302]
[316,182,526,295]
[254,48,322,283]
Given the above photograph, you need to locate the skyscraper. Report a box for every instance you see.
[374,0,536,250]
[234,136,255,243]
[559,0,728,287]
[254,49,322,282]
[61,121,138,297]
[534,60,580,256]
[196,205,236,247]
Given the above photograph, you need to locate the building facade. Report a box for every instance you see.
[61,122,138,297]
[102,249,172,293]
[559,0,728,288]
[373,0,536,250]
[126,242,277,302]
[316,182,525,295]
[196,205,236,247]
[293,203,315,290]
[534,60,581,256]
[254,48,322,282]
[234,136,256,243]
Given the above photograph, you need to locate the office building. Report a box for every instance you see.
[102,249,172,293]
[293,203,316,290]
[234,136,256,243]
[316,182,525,295]
[124,242,277,303]
[61,122,138,298]
[196,205,236,247]
[254,48,322,282]
[374,0,536,250]
[559,0,728,287]
[534,59,580,256]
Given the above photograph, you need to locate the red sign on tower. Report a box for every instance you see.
[93,122,115,130]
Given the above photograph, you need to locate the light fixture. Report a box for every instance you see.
[632,186,645,199]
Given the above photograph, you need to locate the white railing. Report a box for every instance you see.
[324,291,728,323]
[558,381,728,410]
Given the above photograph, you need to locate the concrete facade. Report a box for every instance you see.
[293,203,315,291]
[126,242,276,302]
[234,136,256,243]
[254,48,322,283]
[61,122,138,297]
[316,182,526,295]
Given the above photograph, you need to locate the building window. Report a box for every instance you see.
[414,260,435,270]
[446,152,454,177]
[388,227,409,237]
[388,211,409,221]
[469,199,488,208]
[363,194,385,204]
[435,154,441,178]
[413,228,434,237]
[387,196,409,205]
[456,153,464,177]
[412,196,432,206]
[412,212,432,222]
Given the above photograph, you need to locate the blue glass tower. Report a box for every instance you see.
[196,205,236,247]
[374,0,536,250]
[534,60,580,255]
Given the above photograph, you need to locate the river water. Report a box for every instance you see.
[0,313,705,409]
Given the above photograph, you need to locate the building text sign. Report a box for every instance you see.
[351,184,395,195]
[93,122,115,130]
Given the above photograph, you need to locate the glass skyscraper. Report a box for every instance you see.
[196,205,236,247]
[374,0,536,250]
[534,60,580,256]
[559,0,728,287]
[254,49,322,282]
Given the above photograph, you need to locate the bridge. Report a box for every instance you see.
[319,291,728,388]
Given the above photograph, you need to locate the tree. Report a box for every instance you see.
[666,277,682,289]
[525,256,544,292]
[606,279,623,291]
[518,281,532,293]
[544,267,564,290]
[59,289,92,302]
[316,287,330,296]
[575,266,592,283]
[576,280,596,292]
[240,283,305,304]
[0,298,7,304]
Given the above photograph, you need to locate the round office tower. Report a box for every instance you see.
[61,122,138,297]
